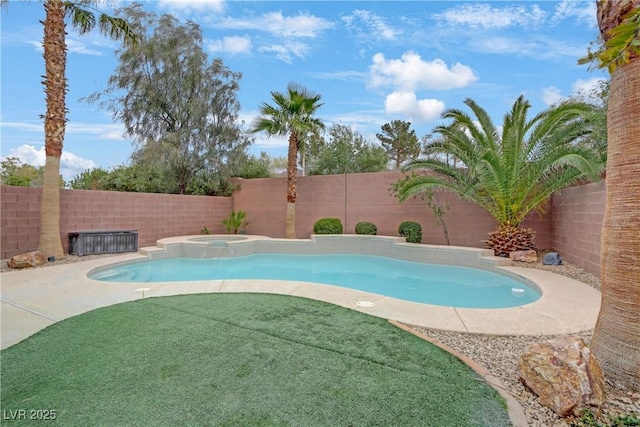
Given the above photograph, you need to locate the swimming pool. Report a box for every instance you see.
[89,253,540,309]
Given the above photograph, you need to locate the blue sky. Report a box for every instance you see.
[1,0,607,181]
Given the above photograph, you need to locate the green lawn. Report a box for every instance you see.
[1,294,510,426]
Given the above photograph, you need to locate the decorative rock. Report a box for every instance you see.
[509,249,538,263]
[519,336,605,417]
[7,251,47,269]
[543,252,563,265]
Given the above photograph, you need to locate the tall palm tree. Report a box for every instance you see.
[397,95,603,254]
[587,0,640,391]
[251,83,324,238]
[38,0,136,259]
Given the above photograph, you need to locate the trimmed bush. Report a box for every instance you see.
[313,218,343,234]
[355,221,377,235]
[399,221,422,244]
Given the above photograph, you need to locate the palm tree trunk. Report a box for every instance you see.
[591,0,640,391]
[285,132,298,238]
[38,0,66,259]
[39,156,65,259]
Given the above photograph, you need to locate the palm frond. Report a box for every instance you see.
[64,3,96,33]
[98,14,138,45]
[63,2,138,45]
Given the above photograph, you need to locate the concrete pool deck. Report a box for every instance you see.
[1,240,601,350]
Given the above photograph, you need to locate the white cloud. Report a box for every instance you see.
[60,151,98,180]
[433,4,547,29]
[306,70,365,81]
[0,121,43,132]
[68,123,128,140]
[384,91,445,123]
[572,77,606,96]
[27,36,108,56]
[342,10,401,41]
[542,77,607,106]
[210,11,332,62]
[217,12,334,38]
[4,144,97,181]
[97,129,127,141]
[551,0,597,26]
[542,86,565,106]
[252,135,288,149]
[26,40,44,52]
[470,36,586,59]
[368,52,477,91]
[1,120,127,141]
[327,111,388,132]
[207,36,252,55]
[66,38,103,56]
[5,145,45,167]
[572,77,608,105]
[0,23,42,49]
[259,41,310,63]
[471,37,528,55]
[157,0,226,14]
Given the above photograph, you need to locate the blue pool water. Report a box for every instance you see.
[90,254,540,308]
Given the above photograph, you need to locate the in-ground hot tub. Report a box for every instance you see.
[187,236,249,247]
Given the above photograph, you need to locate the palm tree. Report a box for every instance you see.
[397,95,604,254]
[251,83,324,238]
[38,0,136,259]
[586,0,640,391]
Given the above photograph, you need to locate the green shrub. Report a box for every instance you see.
[399,221,422,243]
[313,218,343,234]
[355,221,377,235]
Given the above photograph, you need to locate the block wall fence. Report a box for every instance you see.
[1,171,605,276]
[1,187,232,259]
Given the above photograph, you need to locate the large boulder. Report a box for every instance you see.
[509,249,538,263]
[7,251,47,269]
[520,336,605,417]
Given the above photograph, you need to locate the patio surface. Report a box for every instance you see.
[1,251,601,350]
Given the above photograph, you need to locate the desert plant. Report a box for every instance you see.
[398,221,422,244]
[396,95,603,256]
[201,226,211,235]
[424,190,450,245]
[313,218,343,234]
[222,210,249,234]
[484,224,535,257]
[355,221,377,235]
[390,177,450,245]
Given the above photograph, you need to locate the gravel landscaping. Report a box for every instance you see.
[2,250,640,426]
[417,253,640,426]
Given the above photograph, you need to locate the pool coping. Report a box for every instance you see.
[1,235,601,351]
